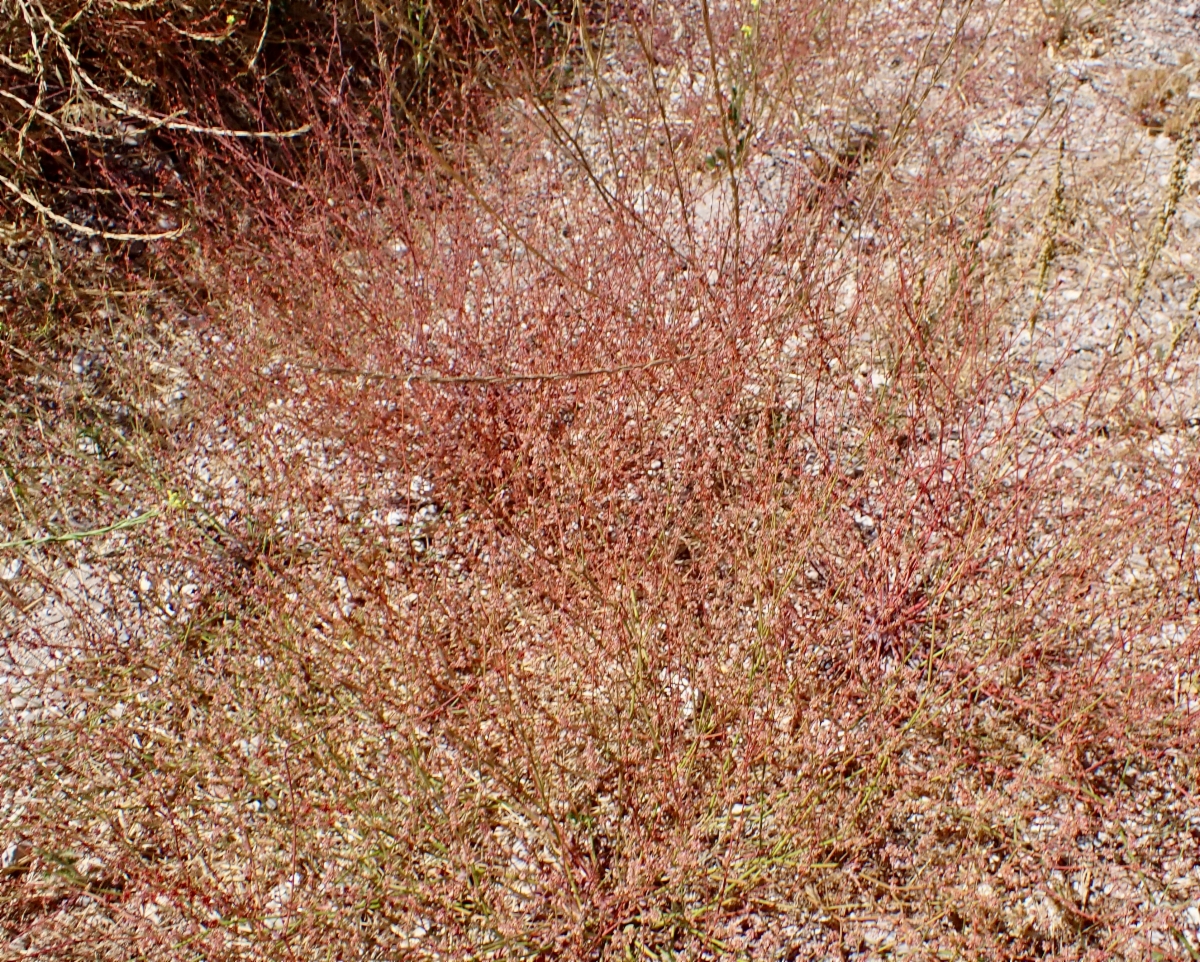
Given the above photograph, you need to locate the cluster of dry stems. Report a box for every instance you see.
[1,0,1199,958]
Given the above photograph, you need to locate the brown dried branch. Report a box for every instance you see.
[0,173,187,241]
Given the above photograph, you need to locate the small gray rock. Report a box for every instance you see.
[0,838,32,875]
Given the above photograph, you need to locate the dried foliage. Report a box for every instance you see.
[0,0,568,278]
[2,0,1200,959]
